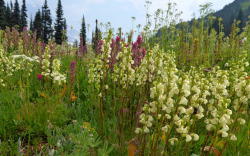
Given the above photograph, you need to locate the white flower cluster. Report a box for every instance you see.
[41,46,51,76]
[113,41,135,87]
[136,49,206,143]
[0,45,16,86]
[11,55,39,76]
[0,46,15,86]
[232,51,249,110]
[136,50,249,146]
[135,46,154,86]
[89,38,112,91]
[0,44,39,86]
[87,34,249,149]
[50,59,66,85]
[88,59,102,90]
[205,68,232,139]
[40,46,66,85]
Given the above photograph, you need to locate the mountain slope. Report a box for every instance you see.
[155,0,250,38]
[213,0,250,30]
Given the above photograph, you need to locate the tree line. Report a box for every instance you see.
[0,0,88,46]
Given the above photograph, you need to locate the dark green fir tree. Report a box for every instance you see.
[20,0,27,31]
[0,0,6,29]
[33,9,43,39]
[42,0,52,43]
[10,0,13,11]
[29,16,33,31]
[54,0,64,44]
[80,15,86,46]
[11,0,20,28]
[5,3,12,28]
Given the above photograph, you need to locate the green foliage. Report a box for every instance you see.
[0,0,6,29]
[80,15,87,46]
[0,1,249,156]
[55,0,64,44]
[20,0,27,31]
[11,0,20,28]
[42,0,53,43]
[34,9,43,39]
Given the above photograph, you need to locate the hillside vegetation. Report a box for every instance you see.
[0,1,249,156]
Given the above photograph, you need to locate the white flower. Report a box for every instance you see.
[174,115,180,121]
[196,113,204,119]
[176,126,188,134]
[146,122,152,127]
[135,128,141,134]
[105,85,109,89]
[165,114,171,119]
[226,109,232,115]
[193,134,199,141]
[167,98,174,107]
[206,124,214,131]
[183,115,190,122]
[222,131,228,137]
[184,90,191,97]
[186,135,192,142]
[178,106,186,114]
[158,95,166,103]
[230,134,237,141]
[240,96,247,103]
[168,138,178,145]
[161,125,168,132]
[175,120,182,127]
[246,85,250,92]
[186,107,194,115]
[238,118,245,125]
[219,117,226,124]
[179,96,188,105]
[242,37,247,43]
[225,63,229,67]
[222,125,229,131]
[144,127,149,133]
[148,115,153,122]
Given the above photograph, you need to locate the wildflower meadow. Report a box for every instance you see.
[0,1,249,156]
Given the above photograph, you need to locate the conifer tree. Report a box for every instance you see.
[20,0,27,31]
[42,0,52,43]
[0,0,6,29]
[10,1,13,27]
[34,9,42,39]
[91,31,94,45]
[29,16,33,31]
[10,0,13,10]
[12,0,20,28]
[5,3,11,28]
[80,15,86,46]
[54,0,64,44]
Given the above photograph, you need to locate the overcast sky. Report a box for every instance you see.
[5,0,234,41]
